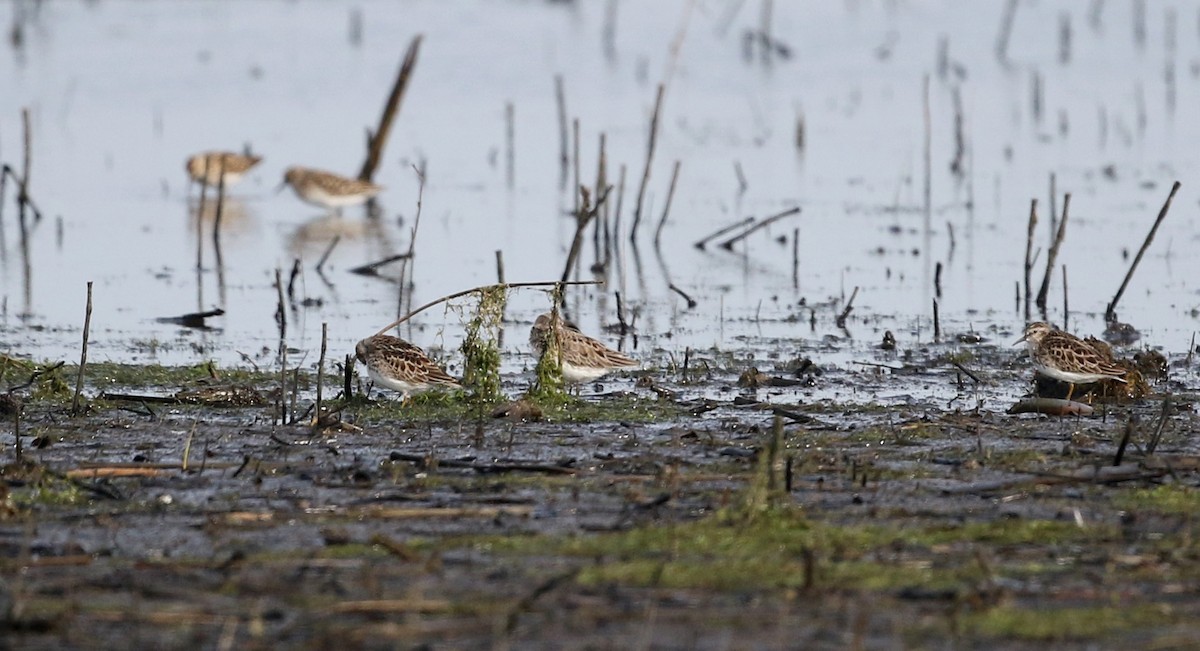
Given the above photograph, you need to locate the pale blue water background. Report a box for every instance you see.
[1,0,1198,404]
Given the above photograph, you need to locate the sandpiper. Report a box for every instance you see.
[281,166,383,213]
[1015,322,1127,401]
[529,312,637,383]
[185,151,263,188]
[355,334,460,401]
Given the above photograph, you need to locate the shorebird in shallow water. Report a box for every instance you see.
[1015,322,1127,401]
[185,151,263,188]
[355,334,460,401]
[529,312,637,384]
[281,166,383,213]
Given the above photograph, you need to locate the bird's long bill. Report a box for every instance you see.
[1012,333,1029,346]
[274,179,287,194]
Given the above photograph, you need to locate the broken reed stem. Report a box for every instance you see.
[358,35,422,182]
[344,353,353,400]
[1147,393,1171,455]
[695,216,755,250]
[836,286,859,329]
[571,118,582,217]
[555,75,569,184]
[316,322,328,422]
[1036,192,1070,310]
[996,0,1018,63]
[406,164,425,257]
[934,261,943,299]
[506,101,516,190]
[593,132,608,267]
[495,250,505,284]
[720,206,801,250]
[316,235,341,274]
[372,280,601,338]
[630,83,665,243]
[734,161,748,193]
[1106,181,1181,321]
[275,268,287,424]
[668,284,697,308]
[652,160,681,249]
[1023,199,1037,319]
[933,298,941,342]
[20,107,31,209]
[1049,172,1058,238]
[71,281,94,416]
[561,185,612,284]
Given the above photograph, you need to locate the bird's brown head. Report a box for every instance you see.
[529,313,552,352]
[355,338,372,364]
[1015,321,1054,346]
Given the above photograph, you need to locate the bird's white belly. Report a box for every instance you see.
[560,361,614,384]
[369,368,429,397]
[298,185,370,208]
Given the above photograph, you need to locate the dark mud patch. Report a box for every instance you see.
[2,350,1200,649]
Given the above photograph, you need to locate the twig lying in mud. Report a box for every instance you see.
[315,235,340,275]
[853,361,904,371]
[358,35,422,182]
[630,83,665,242]
[371,280,599,337]
[1114,414,1134,466]
[668,283,696,308]
[1147,393,1171,455]
[950,360,980,384]
[694,216,754,250]
[6,360,64,393]
[504,569,582,636]
[71,281,93,416]
[1006,397,1094,417]
[1036,192,1070,311]
[348,252,412,277]
[359,505,535,519]
[1023,199,1038,319]
[1106,180,1181,321]
[65,467,169,479]
[387,452,577,475]
[720,206,800,250]
[652,159,682,249]
[331,599,453,615]
[943,463,1166,495]
[836,286,859,328]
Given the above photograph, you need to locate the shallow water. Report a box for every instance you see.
[2,0,1198,406]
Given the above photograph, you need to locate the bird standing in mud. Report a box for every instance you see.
[355,334,460,402]
[529,312,637,383]
[1015,322,1127,401]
